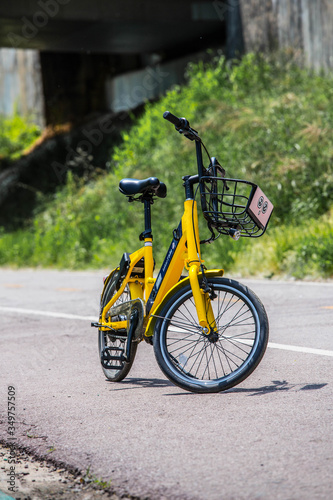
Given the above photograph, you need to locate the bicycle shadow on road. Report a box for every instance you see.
[225,380,328,396]
[105,378,328,395]
[163,380,328,397]
[105,377,174,390]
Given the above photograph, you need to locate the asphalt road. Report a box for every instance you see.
[0,269,332,500]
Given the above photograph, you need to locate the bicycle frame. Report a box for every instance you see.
[95,111,270,393]
[99,195,223,337]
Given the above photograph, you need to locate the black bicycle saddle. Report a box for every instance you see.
[119,177,167,198]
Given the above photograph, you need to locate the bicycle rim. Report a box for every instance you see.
[153,278,268,393]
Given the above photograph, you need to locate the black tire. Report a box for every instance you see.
[98,270,137,382]
[153,278,269,393]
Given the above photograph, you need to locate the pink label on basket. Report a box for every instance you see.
[247,187,274,230]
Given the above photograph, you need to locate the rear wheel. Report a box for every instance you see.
[98,270,137,382]
[153,278,269,393]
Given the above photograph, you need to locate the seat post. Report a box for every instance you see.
[140,196,153,240]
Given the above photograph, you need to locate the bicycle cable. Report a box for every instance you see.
[192,183,219,298]
[201,140,212,164]
[193,182,219,246]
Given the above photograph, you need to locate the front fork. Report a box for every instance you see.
[188,264,217,335]
[183,199,217,335]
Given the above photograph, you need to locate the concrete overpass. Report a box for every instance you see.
[0,0,231,54]
[0,1,243,124]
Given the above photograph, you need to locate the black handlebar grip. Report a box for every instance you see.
[163,111,183,128]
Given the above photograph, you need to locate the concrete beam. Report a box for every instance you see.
[0,0,224,53]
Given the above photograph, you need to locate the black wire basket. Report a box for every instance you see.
[199,176,274,238]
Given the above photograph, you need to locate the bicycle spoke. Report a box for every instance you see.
[166,316,202,333]
[215,340,250,363]
[202,344,215,379]
[190,342,209,378]
[174,298,197,326]
[214,342,228,377]
[215,300,247,328]
[210,344,221,379]
[168,337,202,358]
[181,340,205,376]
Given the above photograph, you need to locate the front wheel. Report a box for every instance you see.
[153,278,269,393]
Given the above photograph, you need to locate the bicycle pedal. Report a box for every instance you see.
[101,346,127,370]
[144,335,153,345]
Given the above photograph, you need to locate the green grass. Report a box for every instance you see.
[230,210,333,279]
[0,114,41,161]
[0,52,332,278]
[83,467,112,490]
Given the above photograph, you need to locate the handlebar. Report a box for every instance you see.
[163,111,189,130]
[163,110,200,142]
[163,110,206,180]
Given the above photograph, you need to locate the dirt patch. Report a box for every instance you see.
[0,444,123,500]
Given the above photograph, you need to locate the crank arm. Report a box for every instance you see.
[91,322,115,330]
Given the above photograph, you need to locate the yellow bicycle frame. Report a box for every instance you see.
[99,199,223,336]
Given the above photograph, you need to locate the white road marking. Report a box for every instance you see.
[228,338,333,357]
[0,306,96,322]
[266,342,333,357]
[1,306,333,357]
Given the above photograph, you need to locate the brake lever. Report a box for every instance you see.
[176,127,201,142]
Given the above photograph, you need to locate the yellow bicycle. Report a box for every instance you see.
[92,111,274,393]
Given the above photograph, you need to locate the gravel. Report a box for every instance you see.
[0,443,125,500]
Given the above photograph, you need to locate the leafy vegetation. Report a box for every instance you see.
[0,114,41,160]
[231,210,333,279]
[83,467,112,490]
[0,52,332,278]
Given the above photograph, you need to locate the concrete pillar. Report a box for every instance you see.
[0,48,44,126]
[226,0,245,59]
